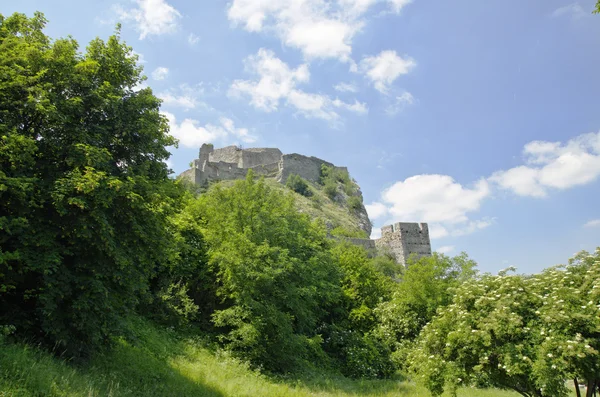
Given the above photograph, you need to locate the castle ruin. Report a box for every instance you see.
[179,143,350,187]
[179,143,432,266]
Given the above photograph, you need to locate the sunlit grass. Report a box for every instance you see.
[0,318,554,397]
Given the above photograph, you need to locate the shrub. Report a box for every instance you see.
[330,226,368,239]
[285,174,312,197]
[323,181,338,200]
[347,195,362,211]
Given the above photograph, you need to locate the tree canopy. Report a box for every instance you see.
[408,249,600,397]
[0,12,179,356]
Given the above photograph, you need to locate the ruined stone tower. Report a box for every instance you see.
[375,222,432,265]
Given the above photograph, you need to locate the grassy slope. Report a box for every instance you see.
[0,317,523,397]
[220,178,367,237]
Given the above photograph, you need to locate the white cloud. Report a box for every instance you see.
[159,93,197,109]
[489,132,600,197]
[332,98,368,114]
[158,84,206,110]
[227,0,410,63]
[360,50,416,93]
[436,245,455,254]
[584,219,600,228]
[381,174,490,224]
[229,49,310,111]
[229,49,367,121]
[386,91,415,114]
[163,112,224,148]
[114,0,181,39]
[288,90,339,120]
[451,218,494,237]
[365,202,389,220]
[188,33,200,46]
[388,0,412,13]
[163,112,255,148]
[152,67,169,81]
[552,3,587,19]
[429,224,449,239]
[370,228,382,240]
[334,82,359,93]
[219,117,257,143]
[368,175,491,240]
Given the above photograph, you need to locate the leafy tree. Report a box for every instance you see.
[408,249,600,397]
[533,250,600,396]
[194,171,342,371]
[144,189,210,327]
[375,253,477,368]
[285,173,312,197]
[331,242,392,333]
[371,254,403,280]
[0,12,178,356]
[323,242,395,378]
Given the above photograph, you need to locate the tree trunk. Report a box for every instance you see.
[575,378,582,397]
[586,379,597,397]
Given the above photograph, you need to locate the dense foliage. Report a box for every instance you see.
[285,173,312,197]
[408,250,600,397]
[0,12,179,356]
[190,171,342,371]
[375,253,477,369]
[319,164,354,199]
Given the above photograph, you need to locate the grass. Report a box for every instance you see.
[217,177,368,237]
[0,317,527,397]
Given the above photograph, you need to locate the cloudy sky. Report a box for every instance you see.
[3,0,600,273]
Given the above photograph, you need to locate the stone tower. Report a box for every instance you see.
[375,222,432,265]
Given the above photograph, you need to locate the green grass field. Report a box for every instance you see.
[0,317,531,397]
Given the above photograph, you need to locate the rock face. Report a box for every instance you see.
[179,143,431,266]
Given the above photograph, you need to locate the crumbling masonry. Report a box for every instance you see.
[179,144,432,266]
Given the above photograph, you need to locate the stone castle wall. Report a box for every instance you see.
[205,145,283,169]
[280,154,348,184]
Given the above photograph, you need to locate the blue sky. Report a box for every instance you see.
[2,0,600,274]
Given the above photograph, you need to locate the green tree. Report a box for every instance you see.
[194,171,342,371]
[285,173,312,197]
[323,242,395,378]
[144,189,210,327]
[533,250,600,396]
[0,12,178,356]
[408,249,600,397]
[375,253,477,368]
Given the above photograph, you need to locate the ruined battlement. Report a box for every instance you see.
[182,143,348,186]
[179,143,432,266]
[375,222,432,265]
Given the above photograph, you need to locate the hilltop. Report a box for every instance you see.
[179,143,372,237]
